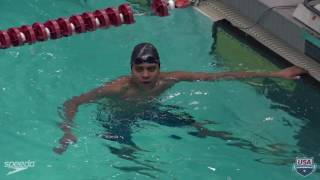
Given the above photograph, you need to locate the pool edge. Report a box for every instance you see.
[195,0,320,82]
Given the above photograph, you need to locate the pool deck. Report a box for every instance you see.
[195,0,320,82]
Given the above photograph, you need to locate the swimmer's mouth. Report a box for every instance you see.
[141,81,151,84]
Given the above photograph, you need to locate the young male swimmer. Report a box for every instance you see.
[53,42,306,154]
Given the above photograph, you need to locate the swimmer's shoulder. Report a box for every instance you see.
[102,76,131,95]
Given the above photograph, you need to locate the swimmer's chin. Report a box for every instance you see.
[136,81,157,89]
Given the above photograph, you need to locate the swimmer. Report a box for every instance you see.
[53,42,307,154]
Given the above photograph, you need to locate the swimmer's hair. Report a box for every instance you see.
[131,42,160,68]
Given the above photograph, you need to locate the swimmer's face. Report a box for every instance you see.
[131,63,160,89]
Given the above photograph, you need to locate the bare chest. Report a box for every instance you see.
[121,82,172,100]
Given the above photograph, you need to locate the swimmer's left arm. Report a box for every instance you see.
[168,66,306,82]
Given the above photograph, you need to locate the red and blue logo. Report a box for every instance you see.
[293,157,317,177]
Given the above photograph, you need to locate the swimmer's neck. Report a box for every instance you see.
[129,77,160,93]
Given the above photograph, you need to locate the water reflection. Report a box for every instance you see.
[211,19,320,168]
[94,97,310,177]
[255,78,320,165]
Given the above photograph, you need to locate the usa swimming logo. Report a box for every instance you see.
[293,157,316,177]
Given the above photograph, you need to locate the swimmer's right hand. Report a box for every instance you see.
[53,132,77,154]
[60,132,78,145]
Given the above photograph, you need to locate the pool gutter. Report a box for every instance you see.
[194,0,320,82]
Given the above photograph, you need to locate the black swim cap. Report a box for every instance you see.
[131,43,160,67]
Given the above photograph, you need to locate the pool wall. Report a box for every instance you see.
[195,0,320,82]
[220,0,305,52]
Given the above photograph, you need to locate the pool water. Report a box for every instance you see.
[0,0,319,179]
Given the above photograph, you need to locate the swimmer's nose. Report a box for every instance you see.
[142,70,150,79]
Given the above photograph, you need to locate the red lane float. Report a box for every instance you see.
[175,0,191,8]
[44,20,62,39]
[152,0,169,17]
[32,22,49,41]
[0,3,135,49]
[19,25,36,44]
[119,4,135,24]
[151,0,192,15]
[69,15,86,33]
[0,31,11,48]
[82,13,97,31]
[0,1,187,49]
[94,10,110,28]
[57,18,73,36]
[106,8,122,26]
[8,28,24,46]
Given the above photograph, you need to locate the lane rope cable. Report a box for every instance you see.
[0,0,191,49]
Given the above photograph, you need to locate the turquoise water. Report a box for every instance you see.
[0,0,320,179]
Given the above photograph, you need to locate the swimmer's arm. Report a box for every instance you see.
[59,83,120,132]
[54,78,126,154]
[55,84,117,154]
[168,66,306,82]
[63,86,108,119]
[63,81,125,122]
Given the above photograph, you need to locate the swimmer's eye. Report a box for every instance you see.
[147,66,157,72]
[135,66,144,72]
